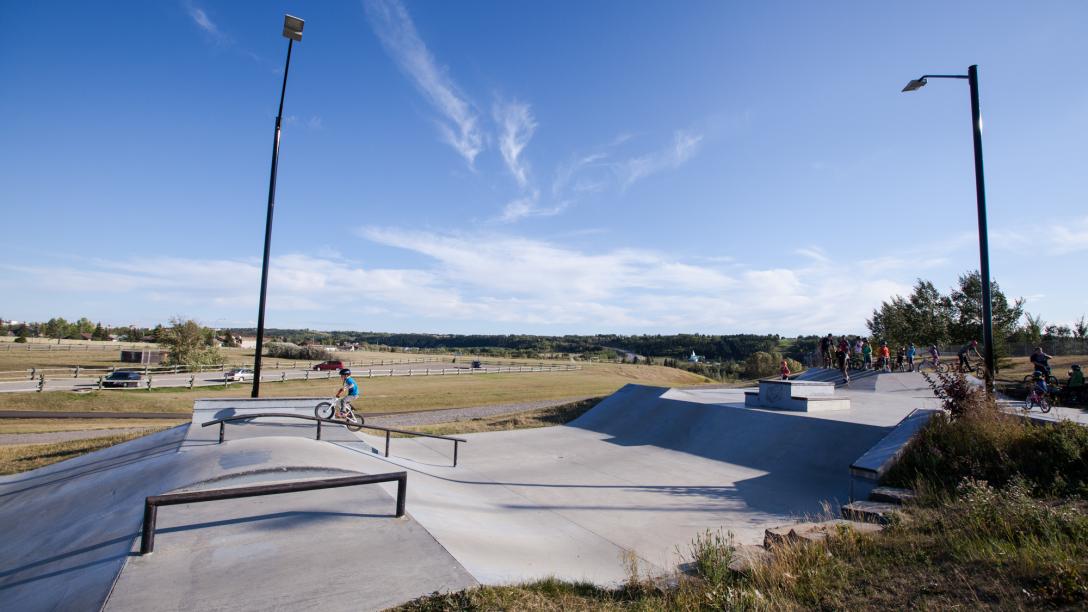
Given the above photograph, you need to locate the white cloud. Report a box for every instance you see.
[4,227,927,335]
[184,2,227,43]
[1050,216,1088,254]
[616,130,703,189]
[494,100,537,188]
[364,0,484,165]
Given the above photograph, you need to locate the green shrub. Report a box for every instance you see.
[886,402,1088,498]
[264,342,333,361]
[13,335,27,344]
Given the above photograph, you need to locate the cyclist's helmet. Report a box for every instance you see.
[339,368,351,376]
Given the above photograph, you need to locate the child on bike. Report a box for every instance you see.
[958,340,980,373]
[335,368,359,418]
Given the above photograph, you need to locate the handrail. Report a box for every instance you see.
[201,412,467,466]
[140,471,407,554]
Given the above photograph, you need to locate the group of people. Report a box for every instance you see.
[817,334,980,383]
[1028,347,1085,406]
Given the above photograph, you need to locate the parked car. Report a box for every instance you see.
[103,371,142,388]
[313,360,345,371]
[224,368,253,382]
[471,360,482,369]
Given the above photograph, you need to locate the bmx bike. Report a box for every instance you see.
[314,398,365,432]
[959,358,986,378]
[1024,386,1053,414]
[1022,368,1059,387]
[917,358,948,373]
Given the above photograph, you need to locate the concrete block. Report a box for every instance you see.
[727,544,773,575]
[764,519,882,548]
[841,501,902,524]
[869,486,916,505]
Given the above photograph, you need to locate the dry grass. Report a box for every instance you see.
[996,354,1086,384]
[399,489,1088,610]
[0,418,188,435]
[0,430,170,475]
[0,363,708,415]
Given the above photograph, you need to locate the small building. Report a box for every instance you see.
[121,350,168,365]
[239,336,258,349]
[688,350,702,363]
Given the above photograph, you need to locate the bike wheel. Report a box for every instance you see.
[935,362,947,373]
[1040,398,1051,413]
[345,409,365,432]
[315,401,335,420]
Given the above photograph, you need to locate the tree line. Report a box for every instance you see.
[867,270,1086,356]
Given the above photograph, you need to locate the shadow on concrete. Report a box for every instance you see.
[0,510,389,592]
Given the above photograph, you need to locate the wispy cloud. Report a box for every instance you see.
[3,226,925,334]
[498,192,567,223]
[364,0,484,165]
[615,130,702,189]
[494,100,537,188]
[184,2,225,41]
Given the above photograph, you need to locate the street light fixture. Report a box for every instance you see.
[902,65,995,390]
[252,14,304,398]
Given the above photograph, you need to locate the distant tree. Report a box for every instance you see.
[743,351,780,379]
[867,280,952,348]
[1044,324,1072,339]
[868,272,1023,356]
[92,322,109,341]
[152,324,168,344]
[220,332,240,348]
[948,272,1024,355]
[159,318,223,366]
[14,335,27,344]
[1074,315,1087,340]
[43,317,71,341]
[73,317,95,336]
[1022,312,1046,345]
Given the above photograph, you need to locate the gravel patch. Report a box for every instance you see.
[366,397,596,427]
[0,428,161,446]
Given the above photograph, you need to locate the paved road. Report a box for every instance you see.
[0,363,577,394]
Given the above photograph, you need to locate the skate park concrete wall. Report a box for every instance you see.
[0,408,476,611]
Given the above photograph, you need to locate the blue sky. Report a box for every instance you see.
[2,1,1086,335]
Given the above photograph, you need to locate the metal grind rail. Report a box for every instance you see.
[201,413,468,466]
[139,471,407,554]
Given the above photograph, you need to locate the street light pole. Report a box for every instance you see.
[902,65,995,390]
[252,15,304,398]
[967,65,995,392]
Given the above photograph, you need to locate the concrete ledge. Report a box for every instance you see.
[849,408,941,500]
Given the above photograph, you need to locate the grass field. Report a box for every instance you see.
[0,429,174,475]
[0,418,188,435]
[0,363,709,415]
[996,354,1084,384]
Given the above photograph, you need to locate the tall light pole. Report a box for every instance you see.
[252,14,304,398]
[902,65,994,390]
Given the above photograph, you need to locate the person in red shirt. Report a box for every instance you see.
[879,342,891,372]
[780,358,791,380]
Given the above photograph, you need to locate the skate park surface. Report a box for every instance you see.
[0,373,940,610]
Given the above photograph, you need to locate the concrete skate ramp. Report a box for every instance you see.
[188,397,362,444]
[351,384,923,585]
[0,411,475,611]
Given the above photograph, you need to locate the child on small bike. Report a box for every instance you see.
[335,368,359,418]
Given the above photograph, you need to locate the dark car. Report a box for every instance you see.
[313,360,345,371]
[103,371,142,388]
[471,360,482,369]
